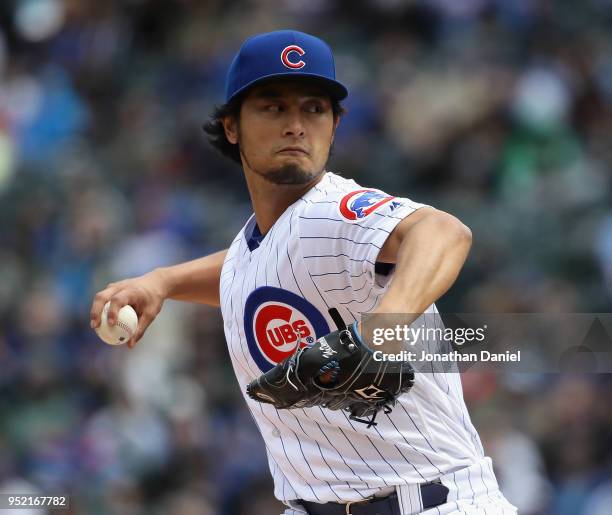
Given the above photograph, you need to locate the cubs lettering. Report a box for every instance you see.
[243,287,329,372]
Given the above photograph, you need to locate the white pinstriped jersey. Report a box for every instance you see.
[219,172,486,504]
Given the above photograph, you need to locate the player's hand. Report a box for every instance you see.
[90,269,170,348]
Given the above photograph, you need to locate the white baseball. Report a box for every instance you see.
[95,301,138,345]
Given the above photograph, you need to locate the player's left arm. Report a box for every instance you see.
[373,206,472,315]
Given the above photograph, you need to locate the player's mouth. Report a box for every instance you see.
[277,146,309,156]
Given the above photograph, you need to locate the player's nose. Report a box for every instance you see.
[282,109,306,137]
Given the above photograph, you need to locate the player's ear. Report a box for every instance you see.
[330,115,340,143]
[222,115,239,144]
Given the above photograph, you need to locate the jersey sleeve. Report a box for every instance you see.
[297,187,429,309]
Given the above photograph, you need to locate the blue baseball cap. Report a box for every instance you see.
[225,30,348,103]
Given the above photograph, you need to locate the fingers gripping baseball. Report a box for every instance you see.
[90,270,167,348]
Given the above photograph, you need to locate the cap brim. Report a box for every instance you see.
[227,72,348,103]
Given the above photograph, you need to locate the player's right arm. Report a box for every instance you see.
[90,249,227,347]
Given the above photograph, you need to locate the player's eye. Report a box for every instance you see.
[305,103,325,114]
[264,104,283,112]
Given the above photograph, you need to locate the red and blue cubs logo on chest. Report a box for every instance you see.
[244,287,330,372]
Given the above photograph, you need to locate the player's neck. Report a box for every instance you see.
[244,170,324,234]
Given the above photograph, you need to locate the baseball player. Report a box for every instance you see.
[91,30,517,515]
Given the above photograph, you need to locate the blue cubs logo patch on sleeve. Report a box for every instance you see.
[338,189,395,221]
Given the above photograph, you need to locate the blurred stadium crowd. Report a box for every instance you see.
[1,0,612,514]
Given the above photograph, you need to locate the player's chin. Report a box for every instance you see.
[263,162,319,185]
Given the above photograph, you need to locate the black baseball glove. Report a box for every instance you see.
[246,309,415,427]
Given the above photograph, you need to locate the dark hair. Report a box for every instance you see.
[202,97,244,165]
[203,95,346,165]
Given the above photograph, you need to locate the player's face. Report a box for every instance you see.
[226,81,338,185]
